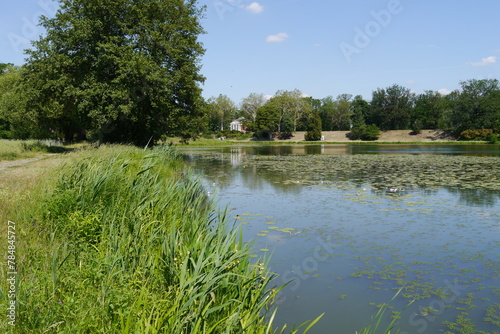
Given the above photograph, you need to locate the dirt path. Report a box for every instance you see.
[0,155,53,172]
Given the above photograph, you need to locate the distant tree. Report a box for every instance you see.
[23,0,206,144]
[450,79,500,132]
[240,93,266,125]
[319,96,335,131]
[0,63,14,74]
[254,104,281,139]
[0,66,42,139]
[207,94,237,132]
[370,84,415,130]
[350,95,369,128]
[332,94,352,130]
[412,91,450,133]
[269,89,309,132]
[304,108,322,141]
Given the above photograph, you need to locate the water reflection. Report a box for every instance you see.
[182,146,500,206]
[181,143,500,157]
[180,145,500,334]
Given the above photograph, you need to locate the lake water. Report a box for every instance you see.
[180,144,500,334]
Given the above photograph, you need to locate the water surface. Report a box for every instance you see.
[180,144,500,334]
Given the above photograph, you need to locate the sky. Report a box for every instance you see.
[1,0,499,104]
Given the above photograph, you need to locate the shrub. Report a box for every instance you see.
[305,129,321,141]
[348,124,381,141]
[277,131,294,140]
[488,133,498,144]
[459,129,493,141]
[362,124,381,141]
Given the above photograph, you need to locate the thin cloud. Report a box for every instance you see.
[266,32,288,43]
[467,56,497,67]
[438,88,451,95]
[246,2,264,14]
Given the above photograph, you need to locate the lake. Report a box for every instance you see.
[180,144,500,334]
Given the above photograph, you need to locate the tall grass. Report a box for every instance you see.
[1,144,322,333]
[0,139,68,162]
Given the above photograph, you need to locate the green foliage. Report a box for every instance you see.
[254,104,281,139]
[268,89,311,132]
[412,90,451,131]
[370,84,415,130]
[207,94,237,132]
[488,133,498,144]
[305,108,322,141]
[0,66,42,139]
[22,0,206,145]
[215,129,245,139]
[21,140,68,153]
[350,95,369,129]
[349,124,381,141]
[451,79,500,132]
[458,129,493,141]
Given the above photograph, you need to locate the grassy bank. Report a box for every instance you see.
[0,144,328,333]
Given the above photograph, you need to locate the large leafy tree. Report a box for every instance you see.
[23,0,206,144]
[254,104,280,139]
[412,91,450,132]
[269,89,309,132]
[370,84,415,130]
[450,79,500,132]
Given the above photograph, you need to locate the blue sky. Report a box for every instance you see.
[1,0,499,103]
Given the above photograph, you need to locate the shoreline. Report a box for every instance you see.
[175,130,493,146]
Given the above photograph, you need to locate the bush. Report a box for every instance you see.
[488,133,498,144]
[363,124,381,141]
[215,130,245,139]
[305,129,321,141]
[348,124,381,141]
[277,131,294,140]
[459,129,493,141]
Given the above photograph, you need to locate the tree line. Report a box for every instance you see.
[204,79,500,141]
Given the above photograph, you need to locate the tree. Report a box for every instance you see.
[23,0,206,145]
[370,84,415,130]
[304,108,322,141]
[0,66,40,139]
[269,89,309,132]
[350,95,369,128]
[254,104,280,139]
[240,93,266,125]
[450,79,500,132]
[319,96,335,131]
[412,91,450,133]
[0,63,13,74]
[332,94,352,130]
[207,94,237,132]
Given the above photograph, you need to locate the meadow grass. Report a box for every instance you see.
[0,139,72,162]
[0,144,326,333]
